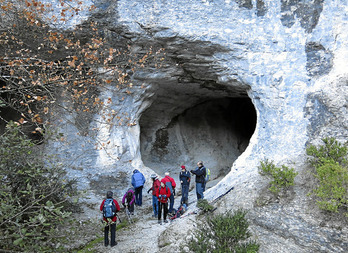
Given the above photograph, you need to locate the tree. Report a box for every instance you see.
[0,122,80,252]
[0,1,165,250]
[0,0,165,139]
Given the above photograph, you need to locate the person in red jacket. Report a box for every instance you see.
[100,191,121,247]
[163,172,176,214]
[147,174,161,218]
[156,179,171,224]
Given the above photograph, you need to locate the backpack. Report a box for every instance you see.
[165,178,174,193]
[158,186,169,201]
[205,167,211,182]
[103,198,116,218]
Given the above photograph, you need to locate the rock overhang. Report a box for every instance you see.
[37,1,348,252]
[123,34,258,181]
[41,0,347,202]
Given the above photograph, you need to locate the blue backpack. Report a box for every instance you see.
[103,198,116,218]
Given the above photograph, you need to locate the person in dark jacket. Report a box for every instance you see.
[190,161,206,200]
[100,191,121,247]
[156,179,171,224]
[148,174,161,217]
[179,165,191,205]
[131,169,146,206]
[163,172,176,214]
[122,188,135,215]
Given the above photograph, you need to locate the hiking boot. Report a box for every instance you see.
[164,219,168,223]
[158,220,162,225]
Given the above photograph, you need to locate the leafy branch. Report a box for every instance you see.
[0,122,81,252]
[0,0,165,138]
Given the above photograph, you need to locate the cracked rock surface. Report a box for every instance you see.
[44,1,348,252]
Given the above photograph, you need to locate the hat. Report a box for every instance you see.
[151,174,157,179]
[181,165,186,169]
[165,172,170,176]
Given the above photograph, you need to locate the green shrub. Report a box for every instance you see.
[258,159,298,194]
[307,138,347,167]
[0,122,80,252]
[306,138,348,214]
[183,209,259,253]
[197,199,214,213]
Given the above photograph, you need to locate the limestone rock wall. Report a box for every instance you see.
[45,0,348,252]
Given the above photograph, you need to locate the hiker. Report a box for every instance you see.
[163,172,176,214]
[179,165,191,205]
[131,169,146,206]
[147,174,161,218]
[190,161,206,200]
[100,191,121,247]
[122,188,135,215]
[156,178,171,224]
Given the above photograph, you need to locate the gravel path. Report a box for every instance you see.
[91,179,220,253]
[93,192,196,253]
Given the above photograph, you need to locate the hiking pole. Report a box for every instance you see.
[125,208,133,224]
[116,213,122,223]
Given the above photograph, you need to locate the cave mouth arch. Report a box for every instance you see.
[139,92,257,182]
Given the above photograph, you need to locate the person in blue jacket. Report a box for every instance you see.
[131,169,146,206]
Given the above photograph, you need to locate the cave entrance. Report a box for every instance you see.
[139,90,257,183]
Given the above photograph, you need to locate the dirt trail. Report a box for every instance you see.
[92,179,222,253]
[93,192,195,253]
[108,206,171,252]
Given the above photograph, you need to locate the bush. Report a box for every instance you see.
[183,209,259,253]
[306,138,348,214]
[0,122,80,252]
[258,159,298,194]
[197,199,214,213]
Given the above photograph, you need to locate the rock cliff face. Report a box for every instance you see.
[46,0,347,252]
